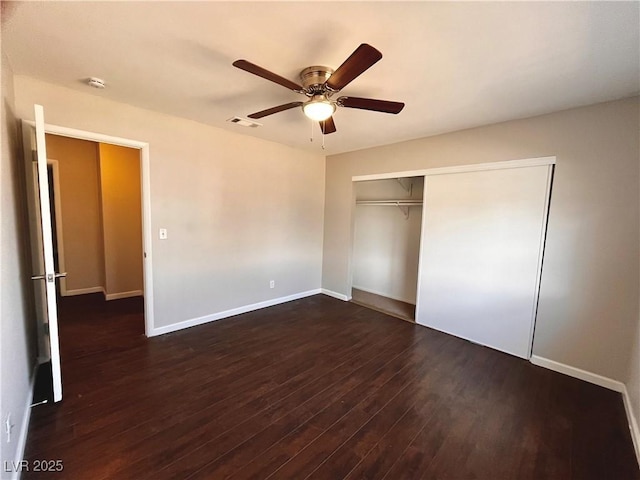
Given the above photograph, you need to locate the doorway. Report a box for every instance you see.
[22,110,154,402]
[350,176,424,322]
[46,135,144,303]
[22,118,154,402]
[26,123,155,338]
[37,134,147,401]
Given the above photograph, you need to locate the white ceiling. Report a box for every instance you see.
[2,1,639,155]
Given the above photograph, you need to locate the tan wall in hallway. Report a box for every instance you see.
[98,143,143,297]
[45,134,104,293]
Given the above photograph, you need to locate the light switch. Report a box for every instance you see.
[159,228,168,240]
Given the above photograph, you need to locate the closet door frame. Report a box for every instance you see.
[349,156,556,356]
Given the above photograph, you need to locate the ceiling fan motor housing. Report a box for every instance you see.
[299,66,334,94]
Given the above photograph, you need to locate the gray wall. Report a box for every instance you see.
[0,53,37,472]
[13,76,326,330]
[322,97,640,384]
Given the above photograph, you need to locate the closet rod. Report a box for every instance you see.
[355,199,423,219]
[355,200,423,206]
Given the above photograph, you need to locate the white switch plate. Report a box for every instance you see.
[159,228,168,240]
[269,280,275,289]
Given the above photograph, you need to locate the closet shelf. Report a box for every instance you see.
[355,199,423,219]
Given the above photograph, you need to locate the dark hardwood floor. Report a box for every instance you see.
[23,293,639,479]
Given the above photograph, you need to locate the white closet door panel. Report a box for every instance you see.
[416,166,550,358]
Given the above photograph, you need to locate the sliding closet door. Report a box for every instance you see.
[416,165,551,358]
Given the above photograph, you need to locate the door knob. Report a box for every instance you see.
[31,272,67,282]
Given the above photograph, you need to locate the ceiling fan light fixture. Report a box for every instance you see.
[303,95,336,121]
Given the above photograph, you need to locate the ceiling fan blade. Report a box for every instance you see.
[233,59,303,92]
[325,44,382,91]
[337,96,405,114]
[248,102,303,119]
[320,117,337,134]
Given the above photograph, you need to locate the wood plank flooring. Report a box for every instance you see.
[23,293,639,479]
[351,288,416,322]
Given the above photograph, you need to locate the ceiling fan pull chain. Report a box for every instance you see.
[310,118,314,143]
[322,125,326,150]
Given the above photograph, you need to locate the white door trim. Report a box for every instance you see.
[25,121,155,337]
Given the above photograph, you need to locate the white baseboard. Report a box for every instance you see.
[62,286,104,297]
[148,289,322,337]
[320,289,351,301]
[530,355,625,392]
[105,290,143,301]
[63,287,143,301]
[351,285,415,305]
[622,385,640,466]
[9,365,37,480]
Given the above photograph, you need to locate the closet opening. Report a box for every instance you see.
[350,176,424,322]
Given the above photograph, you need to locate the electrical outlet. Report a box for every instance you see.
[269,280,275,289]
[5,413,13,443]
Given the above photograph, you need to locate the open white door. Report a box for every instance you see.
[22,105,64,402]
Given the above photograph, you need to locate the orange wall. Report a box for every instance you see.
[98,143,143,297]
[45,134,104,292]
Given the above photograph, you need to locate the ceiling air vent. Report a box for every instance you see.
[227,117,262,128]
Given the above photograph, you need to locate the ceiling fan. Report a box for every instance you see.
[232,44,405,135]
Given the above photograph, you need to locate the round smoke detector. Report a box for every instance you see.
[87,77,106,89]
